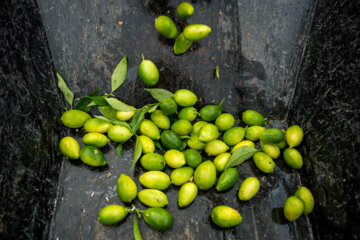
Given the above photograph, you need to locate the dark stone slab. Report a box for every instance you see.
[288,1,360,239]
[0,0,65,239]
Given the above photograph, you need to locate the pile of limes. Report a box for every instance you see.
[59,86,314,232]
[57,1,314,237]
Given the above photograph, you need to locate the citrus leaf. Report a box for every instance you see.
[224,146,258,171]
[105,98,137,112]
[154,140,162,150]
[112,120,131,130]
[131,136,142,170]
[87,96,109,106]
[144,88,174,102]
[111,55,127,94]
[130,104,158,134]
[94,115,131,130]
[75,88,101,112]
[115,143,123,158]
[133,215,142,240]
[56,71,74,107]
[98,106,117,121]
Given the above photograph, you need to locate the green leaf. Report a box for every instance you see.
[133,215,142,240]
[105,98,137,112]
[130,104,158,134]
[111,56,127,94]
[115,143,123,158]
[94,115,131,130]
[147,103,159,113]
[98,106,117,120]
[144,88,174,102]
[224,146,258,170]
[94,115,113,122]
[215,66,220,80]
[87,96,109,106]
[56,71,74,107]
[112,120,131,130]
[75,88,101,112]
[131,136,142,170]
[154,140,162,150]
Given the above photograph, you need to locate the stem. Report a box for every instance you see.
[141,54,145,61]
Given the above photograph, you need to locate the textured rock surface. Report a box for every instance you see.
[288,1,360,239]
[0,0,65,239]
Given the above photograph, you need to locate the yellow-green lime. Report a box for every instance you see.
[283,196,304,221]
[164,149,186,168]
[117,174,137,202]
[59,136,80,159]
[98,205,129,225]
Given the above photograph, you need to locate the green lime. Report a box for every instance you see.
[84,118,113,133]
[178,182,198,207]
[183,24,211,41]
[138,190,168,208]
[140,119,160,140]
[61,109,91,128]
[108,125,133,143]
[79,146,107,167]
[238,177,260,201]
[283,148,303,169]
[117,174,137,202]
[143,207,173,231]
[242,109,265,126]
[178,107,198,122]
[170,167,194,186]
[260,142,280,159]
[139,135,155,154]
[216,168,239,191]
[171,119,192,136]
[174,33,193,55]
[160,130,182,150]
[194,161,216,190]
[205,140,229,156]
[160,98,178,116]
[213,152,231,172]
[198,123,220,142]
[140,153,166,171]
[173,89,197,107]
[59,136,80,159]
[223,127,245,146]
[215,113,235,131]
[184,149,202,168]
[164,149,186,168]
[187,134,206,150]
[295,186,314,215]
[176,2,194,19]
[253,152,275,173]
[116,110,136,121]
[283,196,304,221]
[98,205,129,225]
[285,125,304,148]
[211,206,242,228]
[139,171,171,190]
[151,110,170,130]
[139,55,159,86]
[83,132,109,148]
[155,15,178,39]
[199,101,223,122]
[245,126,265,141]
